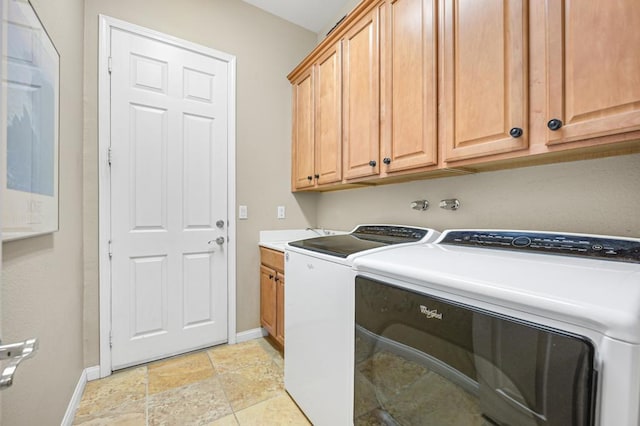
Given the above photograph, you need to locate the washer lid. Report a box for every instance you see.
[353,243,640,344]
[288,225,437,258]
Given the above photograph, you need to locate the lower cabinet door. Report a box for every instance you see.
[275,274,285,346]
[260,265,277,336]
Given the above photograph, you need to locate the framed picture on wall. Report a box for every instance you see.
[2,0,60,241]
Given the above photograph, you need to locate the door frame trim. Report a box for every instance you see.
[97,15,237,378]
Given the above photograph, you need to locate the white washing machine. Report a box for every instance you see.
[352,229,640,425]
[284,224,440,426]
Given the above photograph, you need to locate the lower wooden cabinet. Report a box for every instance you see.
[259,247,285,347]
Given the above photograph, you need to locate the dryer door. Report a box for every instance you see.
[354,276,596,426]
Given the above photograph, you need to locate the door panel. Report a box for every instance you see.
[275,273,285,346]
[110,27,228,369]
[315,43,342,185]
[546,1,640,144]
[131,256,167,337]
[130,104,167,229]
[382,0,437,173]
[292,70,314,190]
[260,265,276,336]
[441,0,528,162]
[342,7,380,180]
[183,253,217,327]
[184,114,216,227]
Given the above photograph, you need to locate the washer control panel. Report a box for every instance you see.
[440,230,640,263]
[353,225,429,241]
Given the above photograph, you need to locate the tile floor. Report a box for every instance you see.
[73,338,311,426]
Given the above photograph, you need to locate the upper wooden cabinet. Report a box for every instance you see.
[315,43,343,185]
[440,0,528,162]
[342,5,381,181]
[545,1,640,145]
[291,69,315,190]
[291,43,342,191]
[288,0,640,191]
[380,0,438,173]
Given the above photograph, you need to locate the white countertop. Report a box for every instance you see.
[259,228,346,252]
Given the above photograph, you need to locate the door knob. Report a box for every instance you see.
[216,220,225,229]
[0,338,38,389]
[208,236,226,245]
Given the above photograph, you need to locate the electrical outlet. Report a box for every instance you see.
[239,205,248,219]
[277,206,286,219]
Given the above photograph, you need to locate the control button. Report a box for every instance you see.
[512,236,532,247]
[592,244,604,251]
[605,250,618,255]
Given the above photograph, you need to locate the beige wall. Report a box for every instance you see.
[317,153,640,238]
[1,0,86,423]
[82,0,318,366]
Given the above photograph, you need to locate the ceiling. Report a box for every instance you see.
[241,0,351,33]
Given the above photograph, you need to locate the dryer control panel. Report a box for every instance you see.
[440,230,640,263]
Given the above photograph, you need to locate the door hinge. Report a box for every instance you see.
[108,56,112,74]
[108,239,113,259]
[109,331,113,348]
[107,147,112,166]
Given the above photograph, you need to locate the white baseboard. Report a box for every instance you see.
[235,327,268,343]
[85,365,101,382]
[61,365,100,426]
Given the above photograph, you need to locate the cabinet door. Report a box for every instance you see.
[275,274,285,346]
[260,265,277,336]
[342,6,381,180]
[292,69,315,190]
[315,43,343,186]
[546,2,640,145]
[441,0,528,162]
[381,0,437,173]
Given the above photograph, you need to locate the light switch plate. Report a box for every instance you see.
[277,205,286,219]
[239,205,248,219]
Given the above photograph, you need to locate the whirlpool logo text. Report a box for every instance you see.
[419,305,443,320]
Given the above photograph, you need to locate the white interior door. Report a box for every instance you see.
[109,26,230,369]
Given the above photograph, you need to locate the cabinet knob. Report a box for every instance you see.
[274,276,280,282]
[369,160,377,167]
[509,127,523,138]
[268,274,274,280]
[383,157,391,165]
[547,119,563,131]
[314,174,320,179]
[307,175,312,181]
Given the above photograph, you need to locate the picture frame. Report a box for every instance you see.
[2,0,59,241]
